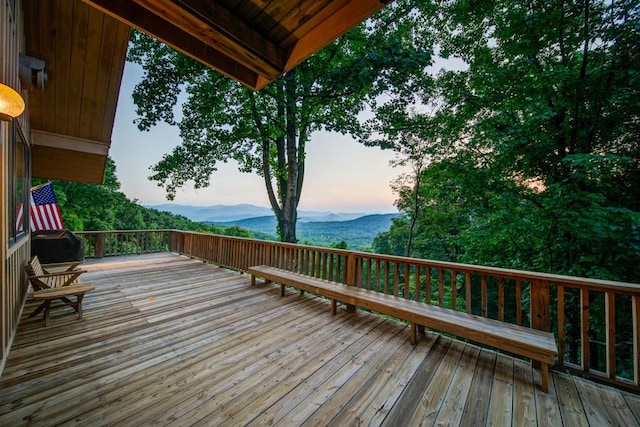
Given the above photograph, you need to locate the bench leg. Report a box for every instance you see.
[410,323,417,345]
[541,363,549,392]
[76,294,85,320]
[251,274,256,286]
[280,283,285,297]
[418,325,426,336]
[300,289,305,296]
[331,299,337,315]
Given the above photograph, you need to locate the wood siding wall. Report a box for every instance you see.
[1,0,31,375]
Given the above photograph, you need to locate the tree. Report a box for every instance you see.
[127,0,434,242]
[371,0,640,282]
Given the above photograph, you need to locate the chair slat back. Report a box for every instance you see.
[26,256,55,288]
[26,256,45,277]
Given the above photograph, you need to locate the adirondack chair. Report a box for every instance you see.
[24,256,95,326]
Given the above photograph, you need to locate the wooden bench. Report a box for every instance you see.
[248,265,558,392]
[25,256,95,327]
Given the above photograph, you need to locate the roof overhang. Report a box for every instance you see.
[83,0,391,90]
[24,0,130,184]
[24,0,390,184]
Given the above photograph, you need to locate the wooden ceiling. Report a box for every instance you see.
[24,0,130,183]
[83,0,390,90]
[23,0,389,184]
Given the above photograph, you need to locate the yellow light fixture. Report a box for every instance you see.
[0,83,25,121]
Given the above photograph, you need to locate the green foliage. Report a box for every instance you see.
[370,0,640,284]
[35,158,254,238]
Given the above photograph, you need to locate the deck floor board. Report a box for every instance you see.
[1,253,637,426]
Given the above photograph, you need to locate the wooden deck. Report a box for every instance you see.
[1,253,639,426]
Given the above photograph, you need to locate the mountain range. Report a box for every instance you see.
[147,203,401,249]
[147,203,379,223]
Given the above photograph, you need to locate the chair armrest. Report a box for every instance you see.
[42,261,82,274]
[27,270,86,289]
[28,269,87,278]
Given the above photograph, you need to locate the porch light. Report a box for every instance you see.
[0,83,25,121]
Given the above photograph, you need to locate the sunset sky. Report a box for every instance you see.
[109,62,408,213]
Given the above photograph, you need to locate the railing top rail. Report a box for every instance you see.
[76,230,170,235]
[80,229,640,294]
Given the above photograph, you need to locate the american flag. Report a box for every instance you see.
[22,182,65,231]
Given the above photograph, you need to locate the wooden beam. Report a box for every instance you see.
[284,0,388,70]
[32,130,110,156]
[32,146,107,184]
[135,0,284,75]
[82,0,261,90]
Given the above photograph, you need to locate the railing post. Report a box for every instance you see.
[95,232,105,259]
[530,280,551,369]
[530,279,551,331]
[345,252,357,313]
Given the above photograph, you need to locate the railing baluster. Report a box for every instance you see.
[581,287,590,373]
[498,278,504,322]
[557,285,565,368]
[414,265,421,303]
[365,258,371,290]
[403,263,410,299]
[383,261,389,295]
[438,269,444,307]
[606,291,616,380]
[634,295,640,386]
[393,262,399,297]
[465,272,471,314]
[516,280,522,326]
[481,275,487,317]
[451,270,457,311]
[425,267,431,305]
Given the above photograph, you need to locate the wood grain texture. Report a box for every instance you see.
[0,253,636,426]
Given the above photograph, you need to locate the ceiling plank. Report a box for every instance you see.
[284,0,387,70]
[76,6,104,140]
[269,0,347,43]
[66,0,90,137]
[23,0,43,132]
[54,0,73,136]
[143,0,285,71]
[83,0,261,89]
[37,0,57,133]
[100,22,130,143]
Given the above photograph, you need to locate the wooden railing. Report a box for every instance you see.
[77,230,171,258]
[81,229,640,391]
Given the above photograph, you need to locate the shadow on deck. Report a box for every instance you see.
[1,253,639,426]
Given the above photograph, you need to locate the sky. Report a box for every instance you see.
[109,62,409,213]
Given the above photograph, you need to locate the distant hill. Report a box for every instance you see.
[210,213,402,249]
[148,203,273,222]
[147,203,372,223]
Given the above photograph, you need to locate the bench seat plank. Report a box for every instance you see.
[248,265,557,391]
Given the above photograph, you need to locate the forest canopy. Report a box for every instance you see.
[369,0,640,284]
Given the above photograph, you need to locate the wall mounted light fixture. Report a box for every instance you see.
[0,83,25,121]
